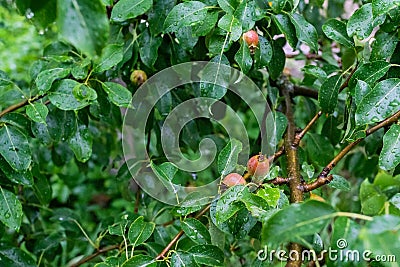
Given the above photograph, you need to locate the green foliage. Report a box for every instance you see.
[0,0,399,266]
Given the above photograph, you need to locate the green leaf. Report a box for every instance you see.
[49,79,95,110]
[0,125,31,171]
[191,11,218,36]
[370,31,398,61]
[188,244,224,266]
[347,3,378,39]
[234,41,252,74]
[372,0,400,17]
[379,124,400,171]
[0,156,33,186]
[111,0,153,22]
[217,0,239,14]
[32,166,52,205]
[199,55,230,99]
[234,0,256,31]
[0,246,35,267]
[348,61,391,89]
[148,0,175,36]
[102,82,132,108]
[389,193,400,210]
[355,78,400,125]
[138,28,163,68]
[354,80,370,106]
[150,161,178,194]
[257,187,281,207]
[46,107,76,142]
[57,0,109,57]
[26,102,48,124]
[265,111,288,151]
[272,14,298,49]
[318,74,342,114]
[305,133,335,167]
[359,178,386,215]
[322,19,354,48]
[175,27,198,51]
[254,35,273,69]
[328,175,351,191]
[128,216,155,247]
[68,122,92,162]
[217,14,242,42]
[216,185,248,224]
[269,0,286,13]
[122,255,157,267]
[262,200,335,246]
[0,187,23,231]
[181,218,211,244]
[217,139,243,176]
[267,39,285,80]
[94,44,124,73]
[171,252,198,267]
[289,13,319,52]
[35,68,70,95]
[164,1,208,33]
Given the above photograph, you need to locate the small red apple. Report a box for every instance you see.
[242,30,259,54]
[222,173,246,187]
[247,153,270,178]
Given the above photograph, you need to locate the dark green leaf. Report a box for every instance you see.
[122,255,157,267]
[128,216,155,247]
[175,27,198,51]
[354,80,370,106]
[191,11,218,36]
[289,13,319,52]
[57,0,109,57]
[0,125,31,171]
[234,41,252,74]
[347,3,381,39]
[348,61,391,89]
[328,175,351,191]
[164,1,208,33]
[49,79,95,110]
[148,0,175,36]
[234,0,256,31]
[68,122,92,162]
[273,14,298,49]
[150,161,178,194]
[26,102,48,124]
[262,200,335,246]
[32,166,52,205]
[254,35,272,69]
[35,68,70,95]
[305,133,335,166]
[138,28,162,68]
[372,0,400,17]
[356,78,400,125]
[171,251,198,267]
[199,55,230,99]
[0,187,23,231]
[322,19,354,48]
[318,74,342,114]
[216,185,248,223]
[111,0,153,22]
[379,124,400,170]
[0,156,33,186]
[46,108,76,142]
[188,244,224,266]
[102,82,132,108]
[94,44,124,73]
[267,39,285,80]
[0,246,35,267]
[359,179,386,215]
[181,218,211,244]
[217,14,242,42]
[217,139,242,176]
[217,0,239,14]
[370,31,398,61]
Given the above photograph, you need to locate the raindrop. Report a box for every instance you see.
[371,116,380,122]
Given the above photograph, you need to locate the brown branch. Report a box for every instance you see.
[155,204,211,260]
[266,176,290,185]
[70,244,120,267]
[293,111,322,146]
[339,63,358,92]
[280,77,303,267]
[302,109,400,192]
[268,145,285,164]
[0,100,28,118]
[292,86,318,100]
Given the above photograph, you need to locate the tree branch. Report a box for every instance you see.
[265,176,290,185]
[302,109,400,192]
[280,77,303,267]
[0,95,46,118]
[292,86,318,100]
[155,204,211,260]
[70,244,120,267]
[293,111,322,146]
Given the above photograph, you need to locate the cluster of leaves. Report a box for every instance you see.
[0,0,399,266]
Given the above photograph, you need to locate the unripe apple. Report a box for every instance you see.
[242,30,259,54]
[247,153,270,178]
[130,70,147,86]
[222,173,246,187]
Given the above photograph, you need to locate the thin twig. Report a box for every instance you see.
[292,86,318,100]
[0,100,28,118]
[155,204,211,260]
[265,177,290,185]
[302,109,400,192]
[70,244,120,267]
[268,145,285,163]
[293,111,322,146]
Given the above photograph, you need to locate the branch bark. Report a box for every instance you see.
[70,244,120,267]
